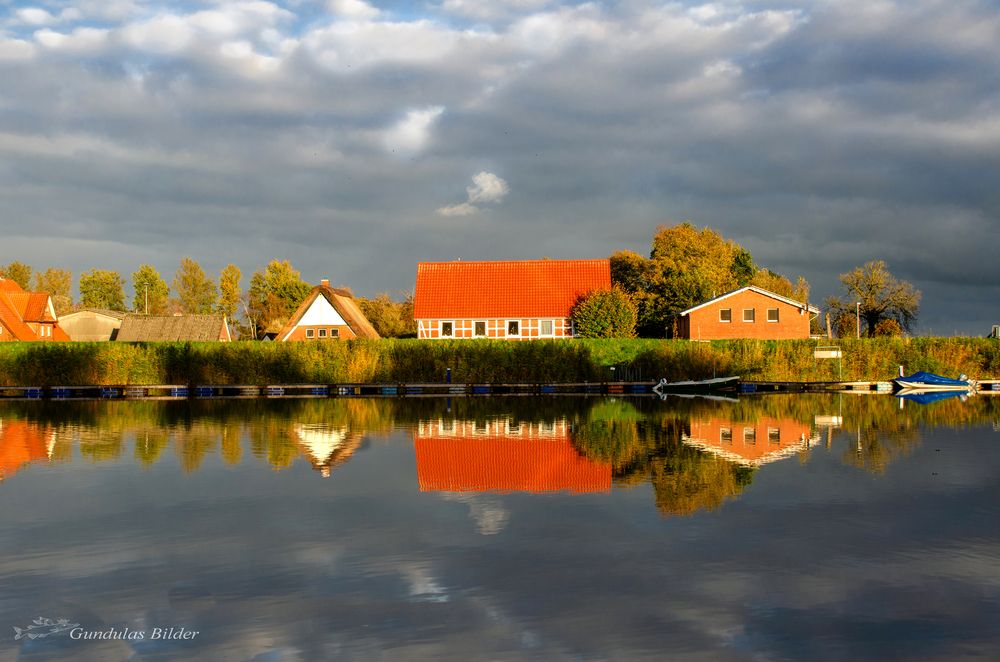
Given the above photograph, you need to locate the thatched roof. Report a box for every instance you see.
[276,285,380,340]
[116,314,231,342]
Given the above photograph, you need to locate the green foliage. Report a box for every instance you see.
[173,257,218,314]
[1,261,33,289]
[132,264,170,314]
[79,269,126,311]
[217,264,242,319]
[33,267,73,314]
[570,287,637,338]
[357,293,416,338]
[247,259,312,336]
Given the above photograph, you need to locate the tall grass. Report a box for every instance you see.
[0,338,997,386]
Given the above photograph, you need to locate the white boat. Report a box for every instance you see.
[652,376,740,395]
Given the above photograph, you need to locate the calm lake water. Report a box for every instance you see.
[1,394,999,661]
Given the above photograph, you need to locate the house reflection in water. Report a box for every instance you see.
[683,415,816,466]
[293,424,363,478]
[0,419,55,482]
[414,418,612,493]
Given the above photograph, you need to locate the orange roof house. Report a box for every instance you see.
[0,420,53,481]
[0,277,69,342]
[275,280,379,341]
[413,259,611,339]
[675,286,820,340]
[683,415,815,466]
[414,418,611,493]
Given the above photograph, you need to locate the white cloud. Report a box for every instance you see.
[328,0,382,20]
[438,171,509,216]
[16,8,56,26]
[382,106,445,155]
[467,171,509,203]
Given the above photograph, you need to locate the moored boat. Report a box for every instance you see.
[892,371,974,392]
[653,376,740,395]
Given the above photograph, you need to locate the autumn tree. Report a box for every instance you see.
[79,269,126,311]
[570,287,638,338]
[749,269,810,303]
[826,260,921,338]
[217,264,242,320]
[132,265,170,314]
[357,292,416,338]
[247,259,312,337]
[33,268,73,314]
[173,257,218,314]
[1,261,32,289]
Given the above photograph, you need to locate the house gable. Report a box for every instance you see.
[298,296,348,327]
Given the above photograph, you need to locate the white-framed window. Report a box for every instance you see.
[306,328,315,339]
[720,427,732,444]
[743,308,755,323]
[540,319,554,336]
[743,427,756,444]
[319,328,327,338]
[330,329,339,338]
[767,308,779,323]
[768,427,781,444]
[719,308,732,323]
[474,321,486,337]
[507,320,520,337]
[440,321,454,337]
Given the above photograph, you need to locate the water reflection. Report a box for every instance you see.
[0,419,56,481]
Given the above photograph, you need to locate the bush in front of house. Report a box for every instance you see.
[570,287,638,339]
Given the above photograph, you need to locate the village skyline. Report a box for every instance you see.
[1,0,998,335]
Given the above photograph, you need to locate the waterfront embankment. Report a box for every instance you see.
[1,337,998,387]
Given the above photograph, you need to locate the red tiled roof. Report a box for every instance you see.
[413,259,612,319]
[0,292,37,341]
[414,435,612,493]
[0,278,23,293]
[0,277,66,340]
[6,292,53,322]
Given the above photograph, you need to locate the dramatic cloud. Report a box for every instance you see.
[438,171,509,216]
[0,0,997,331]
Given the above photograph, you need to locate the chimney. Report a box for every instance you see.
[320,278,330,287]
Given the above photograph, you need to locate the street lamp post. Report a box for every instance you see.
[856,302,861,339]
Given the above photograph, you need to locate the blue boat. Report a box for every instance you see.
[895,389,970,405]
[892,371,973,392]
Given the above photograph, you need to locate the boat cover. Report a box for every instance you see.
[895,371,969,387]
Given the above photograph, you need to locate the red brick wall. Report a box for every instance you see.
[680,291,812,340]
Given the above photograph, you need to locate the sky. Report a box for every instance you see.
[0,0,998,335]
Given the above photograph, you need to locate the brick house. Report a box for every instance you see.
[0,277,69,342]
[275,280,379,341]
[675,286,819,340]
[413,259,611,340]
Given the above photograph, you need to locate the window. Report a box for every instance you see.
[768,427,781,444]
[767,308,779,323]
[474,321,486,337]
[441,321,454,337]
[720,427,732,444]
[318,328,327,338]
[719,308,732,323]
[330,329,339,338]
[743,427,756,444]
[743,308,755,323]
[306,329,315,339]
[507,320,520,336]
[540,319,554,336]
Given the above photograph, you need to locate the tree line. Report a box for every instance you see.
[0,258,416,340]
[1,222,920,341]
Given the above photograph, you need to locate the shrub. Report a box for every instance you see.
[571,287,638,338]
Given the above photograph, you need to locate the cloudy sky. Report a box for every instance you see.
[0,0,998,333]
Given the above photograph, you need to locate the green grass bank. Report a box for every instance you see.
[1,338,998,387]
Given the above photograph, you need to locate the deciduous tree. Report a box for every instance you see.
[79,269,126,311]
[247,259,312,336]
[357,292,416,338]
[826,260,920,337]
[173,257,218,314]
[33,268,73,314]
[570,287,638,338]
[132,265,170,314]
[217,264,242,320]
[1,261,32,289]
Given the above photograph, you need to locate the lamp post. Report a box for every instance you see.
[856,302,861,339]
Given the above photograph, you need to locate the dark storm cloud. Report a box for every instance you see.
[0,0,997,331]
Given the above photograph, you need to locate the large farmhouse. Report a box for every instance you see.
[0,277,68,342]
[413,259,611,340]
[675,286,819,340]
